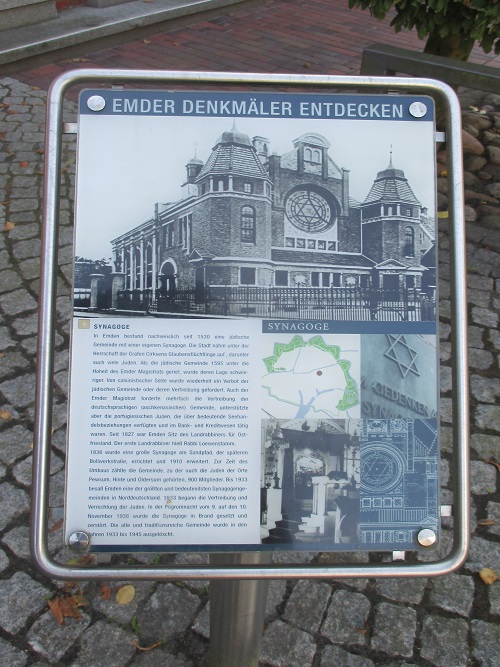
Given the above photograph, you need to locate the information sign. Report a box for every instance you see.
[66,89,440,553]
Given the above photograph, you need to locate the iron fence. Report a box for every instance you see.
[112,286,435,321]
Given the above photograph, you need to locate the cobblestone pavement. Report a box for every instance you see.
[1,0,500,664]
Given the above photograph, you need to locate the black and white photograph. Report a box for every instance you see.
[260,418,360,548]
[73,90,437,322]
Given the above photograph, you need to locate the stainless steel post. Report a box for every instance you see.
[209,552,273,667]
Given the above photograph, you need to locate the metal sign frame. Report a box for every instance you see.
[32,69,469,581]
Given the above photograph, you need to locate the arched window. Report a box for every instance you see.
[404,226,415,257]
[241,206,256,243]
[146,244,153,288]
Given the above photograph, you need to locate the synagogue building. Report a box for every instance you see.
[111,126,436,318]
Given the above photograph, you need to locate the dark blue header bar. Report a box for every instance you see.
[79,90,434,122]
[262,320,437,334]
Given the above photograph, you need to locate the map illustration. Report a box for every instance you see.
[262,334,360,419]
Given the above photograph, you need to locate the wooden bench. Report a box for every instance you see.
[360,43,500,94]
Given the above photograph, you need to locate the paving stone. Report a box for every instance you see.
[0,637,28,667]
[470,433,500,459]
[0,325,15,348]
[0,482,30,530]
[370,602,416,658]
[11,315,38,337]
[490,327,500,351]
[320,645,374,667]
[420,616,469,667]
[0,289,37,315]
[136,583,200,644]
[266,579,287,619]
[2,525,30,559]
[375,577,427,604]
[471,619,500,667]
[489,581,500,615]
[440,397,452,424]
[71,620,137,667]
[469,348,494,370]
[428,574,475,616]
[283,580,331,634]
[320,590,370,647]
[27,611,91,663]
[467,288,491,307]
[130,649,194,666]
[192,600,210,639]
[0,548,10,574]
[467,536,500,572]
[475,405,500,431]
[48,468,66,508]
[470,460,497,494]
[0,571,49,634]
[92,580,154,625]
[0,374,35,409]
[471,307,498,328]
[0,426,33,467]
[440,366,452,393]
[484,501,500,537]
[0,270,23,294]
[0,350,31,375]
[468,325,484,348]
[13,451,64,488]
[470,375,500,403]
[260,619,316,667]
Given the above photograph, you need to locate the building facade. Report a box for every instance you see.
[110,126,436,318]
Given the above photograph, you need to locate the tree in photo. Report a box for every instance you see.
[349,0,500,61]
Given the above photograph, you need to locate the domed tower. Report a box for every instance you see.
[360,152,430,288]
[191,124,273,287]
[182,154,204,198]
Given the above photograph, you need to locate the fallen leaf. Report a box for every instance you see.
[479,567,498,585]
[116,584,135,605]
[485,459,500,473]
[100,583,112,601]
[48,598,64,624]
[71,594,88,608]
[71,58,90,63]
[63,582,80,593]
[36,149,44,155]
[439,169,448,177]
[58,596,82,620]
[0,132,6,139]
[477,519,496,527]
[131,640,162,651]
[143,39,151,44]
[19,161,29,168]
[3,221,15,232]
[0,409,12,420]
[66,553,96,566]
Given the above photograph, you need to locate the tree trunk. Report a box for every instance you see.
[424,32,474,62]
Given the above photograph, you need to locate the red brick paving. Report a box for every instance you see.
[14,0,500,92]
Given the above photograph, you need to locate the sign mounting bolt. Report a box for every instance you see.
[409,101,427,118]
[68,531,90,551]
[87,95,106,112]
[417,528,436,547]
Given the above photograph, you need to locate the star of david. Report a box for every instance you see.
[384,334,420,378]
[363,453,394,485]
